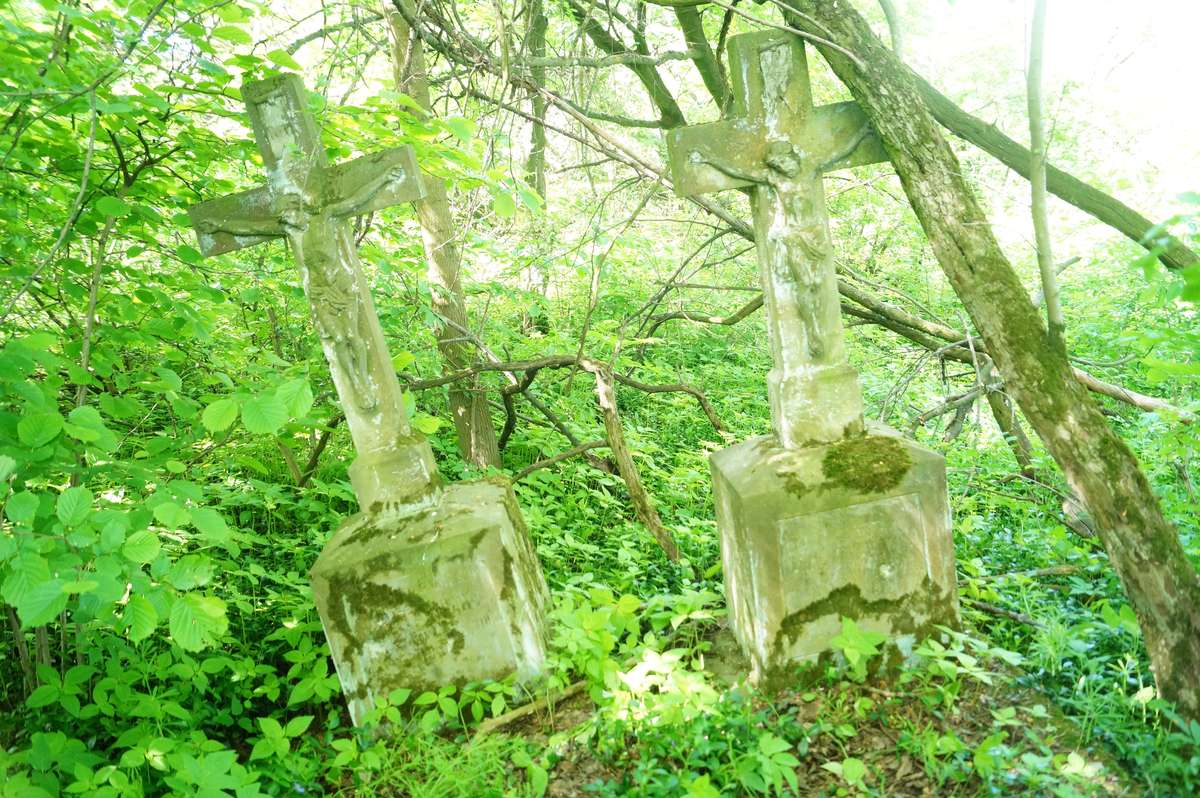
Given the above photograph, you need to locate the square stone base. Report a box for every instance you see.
[711,423,959,681]
[310,478,549,726]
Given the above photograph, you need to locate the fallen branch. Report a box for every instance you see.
[405,354,724,432]
[580,359,681,561]
[473,680,589,737]
[406,355,685,560]
[979,565,1080,581]
[515,440,609,482]
[961,597,1042,629]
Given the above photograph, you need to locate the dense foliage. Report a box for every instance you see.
[1,1,1198,796]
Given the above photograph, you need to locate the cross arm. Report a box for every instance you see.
[187,186,281,257]
[808,102,888,172]
[321,146,426,219]
[667,119,766,197]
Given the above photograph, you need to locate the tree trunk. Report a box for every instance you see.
[385,0,501,468]
[524,0,548,199]
[782,0,1200,719]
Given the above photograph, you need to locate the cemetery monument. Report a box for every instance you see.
[667,32,960,681]
[188,75,549,725]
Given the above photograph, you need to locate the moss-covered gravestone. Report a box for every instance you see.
[188,75,548,725]
[667,32,959,681]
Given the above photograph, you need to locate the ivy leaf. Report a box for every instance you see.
[17,412,64,448]
[169,593,228,652]
[125,594,158,642]
[56,487,93,527]
[241,393,288,434]
[201,398,239,432]
[17,579,67,628]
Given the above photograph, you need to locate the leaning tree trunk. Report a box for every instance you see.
[781,0,1200,719]
[384,0,501,468]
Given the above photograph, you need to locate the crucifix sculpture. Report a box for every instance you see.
[668,32,959,681]
[188,75,548,726]
[188,74,438,506]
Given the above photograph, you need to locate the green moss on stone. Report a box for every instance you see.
[821,436,911,494]
[766,575,958,687]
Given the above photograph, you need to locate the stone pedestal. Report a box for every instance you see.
[711,424,959,681]
[310,478,549,726]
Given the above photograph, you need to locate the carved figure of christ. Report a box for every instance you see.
[188,75,437,504]
[667,31,889,448]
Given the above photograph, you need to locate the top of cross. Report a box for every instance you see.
[187,75,426,257]
[667,31,887,198]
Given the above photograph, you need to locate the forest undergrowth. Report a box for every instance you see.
[2,220,1197,796]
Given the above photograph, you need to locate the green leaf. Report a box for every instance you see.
[841,757,866,786]
[201,398,239,432]
[259,716,284,739]
[1,554,49,606]
[122,530,162,564]
[17,579,67,627]
[26,684,60,708]
[152,501,190,529]
[56,487,92,527]
[213,25,251,44]
[191,508,231,544]
[444,117,474,143]
[6,491,40,524]
[0,454,15,482]
[284,715,313,736]
[167,555,213,590]
[125,595,158,642]
[412,413,442,434]
[241,393,288,435]
[95,196,130,217]
[275,379,313,419]
[169,594,228,652]
[249,738,275,761]
[391,350,415,371]
[492,189,516,219]
[266,49,302,70]
[65,406,115,451]
[17,412,64,448]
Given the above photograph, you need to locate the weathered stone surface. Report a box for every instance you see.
[712,424,959,680]
[311,478,549,727]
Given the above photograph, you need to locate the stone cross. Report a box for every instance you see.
[188,76,550,725]
[668,31,888,448]
[188,75,438,507]
[668,33,958,682]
